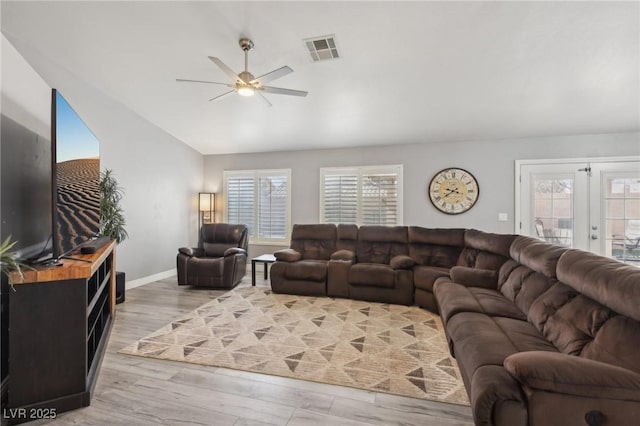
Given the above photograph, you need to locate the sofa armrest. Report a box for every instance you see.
[274,248,302,262]
[331,249,356,262]
[504,351,640,401]
[390,255,415,270]
[179,247,203,257]
[224,247,247,257]
[450,266,498,289]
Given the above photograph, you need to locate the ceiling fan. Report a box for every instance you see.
[177,38,308,106]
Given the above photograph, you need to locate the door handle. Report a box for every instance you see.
[591,234,598,240]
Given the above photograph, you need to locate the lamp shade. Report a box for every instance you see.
[199,193,214,212]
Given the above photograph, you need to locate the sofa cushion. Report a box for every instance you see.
[202,223,248,257]
[188,256,223,277]
[356,226,408,264]
[464,229,515,258]
[290,224,337,260]
[390,255,414,270]
[457,230,516,271]
[581,315,640,375]
[274,248,302,262]
[498,264,557,315]
[349,263,395,288]
[557,249,640,322]
[284,260,328,281]
[435,283,527,325]
[509,236,566,278]
[544,293,614,355]
[413,265,450,291]
[331,249,355,261]
[337,224,358,252]
[450,266,498,289]
[504,351,640,401]
[408,227,465,267]
[447,313,558,381]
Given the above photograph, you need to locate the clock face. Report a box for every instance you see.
[428,168,479,215]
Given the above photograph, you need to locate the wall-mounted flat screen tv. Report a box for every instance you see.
[52,89,100,259]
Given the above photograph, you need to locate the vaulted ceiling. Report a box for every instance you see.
[2,1,638,155]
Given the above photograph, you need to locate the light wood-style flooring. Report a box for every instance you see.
[33,275,474,426]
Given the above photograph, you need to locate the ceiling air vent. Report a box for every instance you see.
[304,35,339,62]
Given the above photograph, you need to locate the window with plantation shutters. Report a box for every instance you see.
[224,169,291,243]
[320,165,403,226]
[226,175,255,235]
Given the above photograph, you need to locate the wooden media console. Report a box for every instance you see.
[7,241,116,424]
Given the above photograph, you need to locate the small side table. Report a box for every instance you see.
[251,254,276,286]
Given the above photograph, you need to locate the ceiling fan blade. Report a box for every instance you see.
[257,92,272,107]
[208,56,241,84]
[208,90,236,102]
[250,66,293,86]
[176,78,233,87]
[259,86,308,97]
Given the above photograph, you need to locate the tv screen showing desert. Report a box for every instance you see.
[54,91,100,257]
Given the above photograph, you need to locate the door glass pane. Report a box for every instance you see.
[532,175,573,247]
[605,176,640,264]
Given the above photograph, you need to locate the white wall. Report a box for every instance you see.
[3,34,204,281]
[204,132,640,257]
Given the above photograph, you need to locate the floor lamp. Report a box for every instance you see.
[199,193,215,227]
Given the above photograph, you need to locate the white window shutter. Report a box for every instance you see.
[322,173,358,224]
[226,175,255,236]
[361,173,398,225]
[258,174,288,239]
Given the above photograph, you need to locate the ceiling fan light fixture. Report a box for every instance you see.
[237,86,255,97]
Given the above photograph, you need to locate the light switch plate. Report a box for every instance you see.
[498,213,508,221]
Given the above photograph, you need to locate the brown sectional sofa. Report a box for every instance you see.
[434,236,640,425]
[271,224,640,425]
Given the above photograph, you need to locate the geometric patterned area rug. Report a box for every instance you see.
[119,287,469,405]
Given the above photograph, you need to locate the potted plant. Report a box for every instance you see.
[100,169,128,303]
[0,236,30,290]
[100,169,128,244]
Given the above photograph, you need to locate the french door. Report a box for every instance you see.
[517,158,640,264]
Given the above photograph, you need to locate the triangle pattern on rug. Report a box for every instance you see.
[372,378,391,392]
[253,326,273,340]
[424,319,437,330]
[233,309,249,319]
[311,315,326,327]
[319,344,337,361]
[336,311,349,321]
[402,324,416,337]
[350,336,366,352]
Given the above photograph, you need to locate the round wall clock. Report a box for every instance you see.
[428,168,479,215]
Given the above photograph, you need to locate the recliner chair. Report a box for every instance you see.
[177,223,248,288]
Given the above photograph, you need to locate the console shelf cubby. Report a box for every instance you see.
[7,241,116,424]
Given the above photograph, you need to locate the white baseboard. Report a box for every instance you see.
[126,269,176,290]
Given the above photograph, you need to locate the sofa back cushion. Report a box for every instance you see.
[356,226,408,264]
[337,224,358,252]
[202,223,248,257]
[457,230,516,270]
[557,249,640,322]
[408,227,465,267]
[509,236,566,278]
[525,249,640,374]
[496,236,568,315]
[290,224,337,260]
[498,261,558,316]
